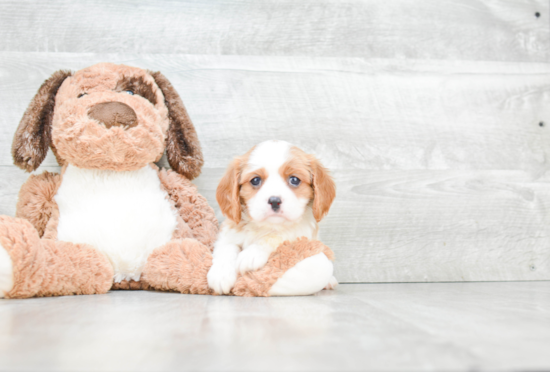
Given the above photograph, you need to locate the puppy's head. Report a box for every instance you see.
[12,63,203,179]
[216,140,336,225]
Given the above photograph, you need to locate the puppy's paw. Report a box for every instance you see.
[207,262,237,295]
[324,276,338,290]
[236,246,270,275]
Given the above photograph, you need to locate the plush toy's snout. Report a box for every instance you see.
[88,102,138,129]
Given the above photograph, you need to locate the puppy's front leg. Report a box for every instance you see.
[236,243,274,275]
[207,237,240,295]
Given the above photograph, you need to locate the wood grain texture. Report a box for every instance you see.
[0,0,547,62]
[1,52,549,170]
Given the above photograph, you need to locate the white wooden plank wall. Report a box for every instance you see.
[0,0,548,282]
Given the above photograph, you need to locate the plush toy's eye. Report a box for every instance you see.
[289,176,301,187]
[77,93,87,98]
[250,177,262,187]
[124,90,134,95]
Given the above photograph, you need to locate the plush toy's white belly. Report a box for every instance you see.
[56,165,177,283]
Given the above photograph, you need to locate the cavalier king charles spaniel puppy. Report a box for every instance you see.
[207,140,337,294]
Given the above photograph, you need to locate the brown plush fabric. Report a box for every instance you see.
[149,71,204,180]
[15,171,61,238]
[13,63,204,178]
[52,64,168,172]
[3,63,219,299]
[157,167,218,250]
[142,239,213,295]
[232,238,334,297]
[115,75,158,105]
[88,102,138,129]
[42,202,60,240]
[12,70,72,172]
[111,280,151,290]
[0,216,113,299]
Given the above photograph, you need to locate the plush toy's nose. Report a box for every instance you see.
[88,102,138,129]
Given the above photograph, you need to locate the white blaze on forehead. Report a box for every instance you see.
[246,140,291,172]
[243,140,309,224]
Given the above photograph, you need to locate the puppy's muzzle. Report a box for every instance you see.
[268,196,282,212]
[88,102,138,129]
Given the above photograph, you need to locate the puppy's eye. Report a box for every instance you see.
[77,93,87,98]
[124,90,134,95]
[289,176,301,187]
[250,177,262,186]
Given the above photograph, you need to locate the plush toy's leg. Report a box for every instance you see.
[232,238,335,297]
[0,216,113,299]
[0,238,13,298]
[142,238,213,295]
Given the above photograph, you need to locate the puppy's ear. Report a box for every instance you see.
[216,157,242,224]
[149,71,203,180]
[12,70,71,172]
[309,155,336,222]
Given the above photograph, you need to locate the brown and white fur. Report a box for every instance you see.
[0,63,217,299]
[208,140,337,295]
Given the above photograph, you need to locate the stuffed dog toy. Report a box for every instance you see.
[0,63,219,298]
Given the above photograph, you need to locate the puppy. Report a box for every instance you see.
[207,140,337,294]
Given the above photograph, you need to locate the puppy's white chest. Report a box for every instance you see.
[241,211,317,249]
[56,165,177,282]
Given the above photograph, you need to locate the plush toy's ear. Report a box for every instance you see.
[309,155,336,222]
[216,157,243,224]
[149,71,203,180]
[12,70,72,172]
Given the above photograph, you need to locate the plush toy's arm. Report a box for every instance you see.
[232,238,336,297]
[15,171,61,238]
[157,168,219,250]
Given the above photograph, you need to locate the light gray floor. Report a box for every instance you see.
[0,283,549,371]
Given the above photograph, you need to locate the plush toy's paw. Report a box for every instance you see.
[0,241,14,298]
[324,276,338,290]
[207,262,237,295]
[268,252,334,296]
[236,246,270,275]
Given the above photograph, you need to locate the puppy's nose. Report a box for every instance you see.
[88,102,138,129]
[268,196,282,212]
